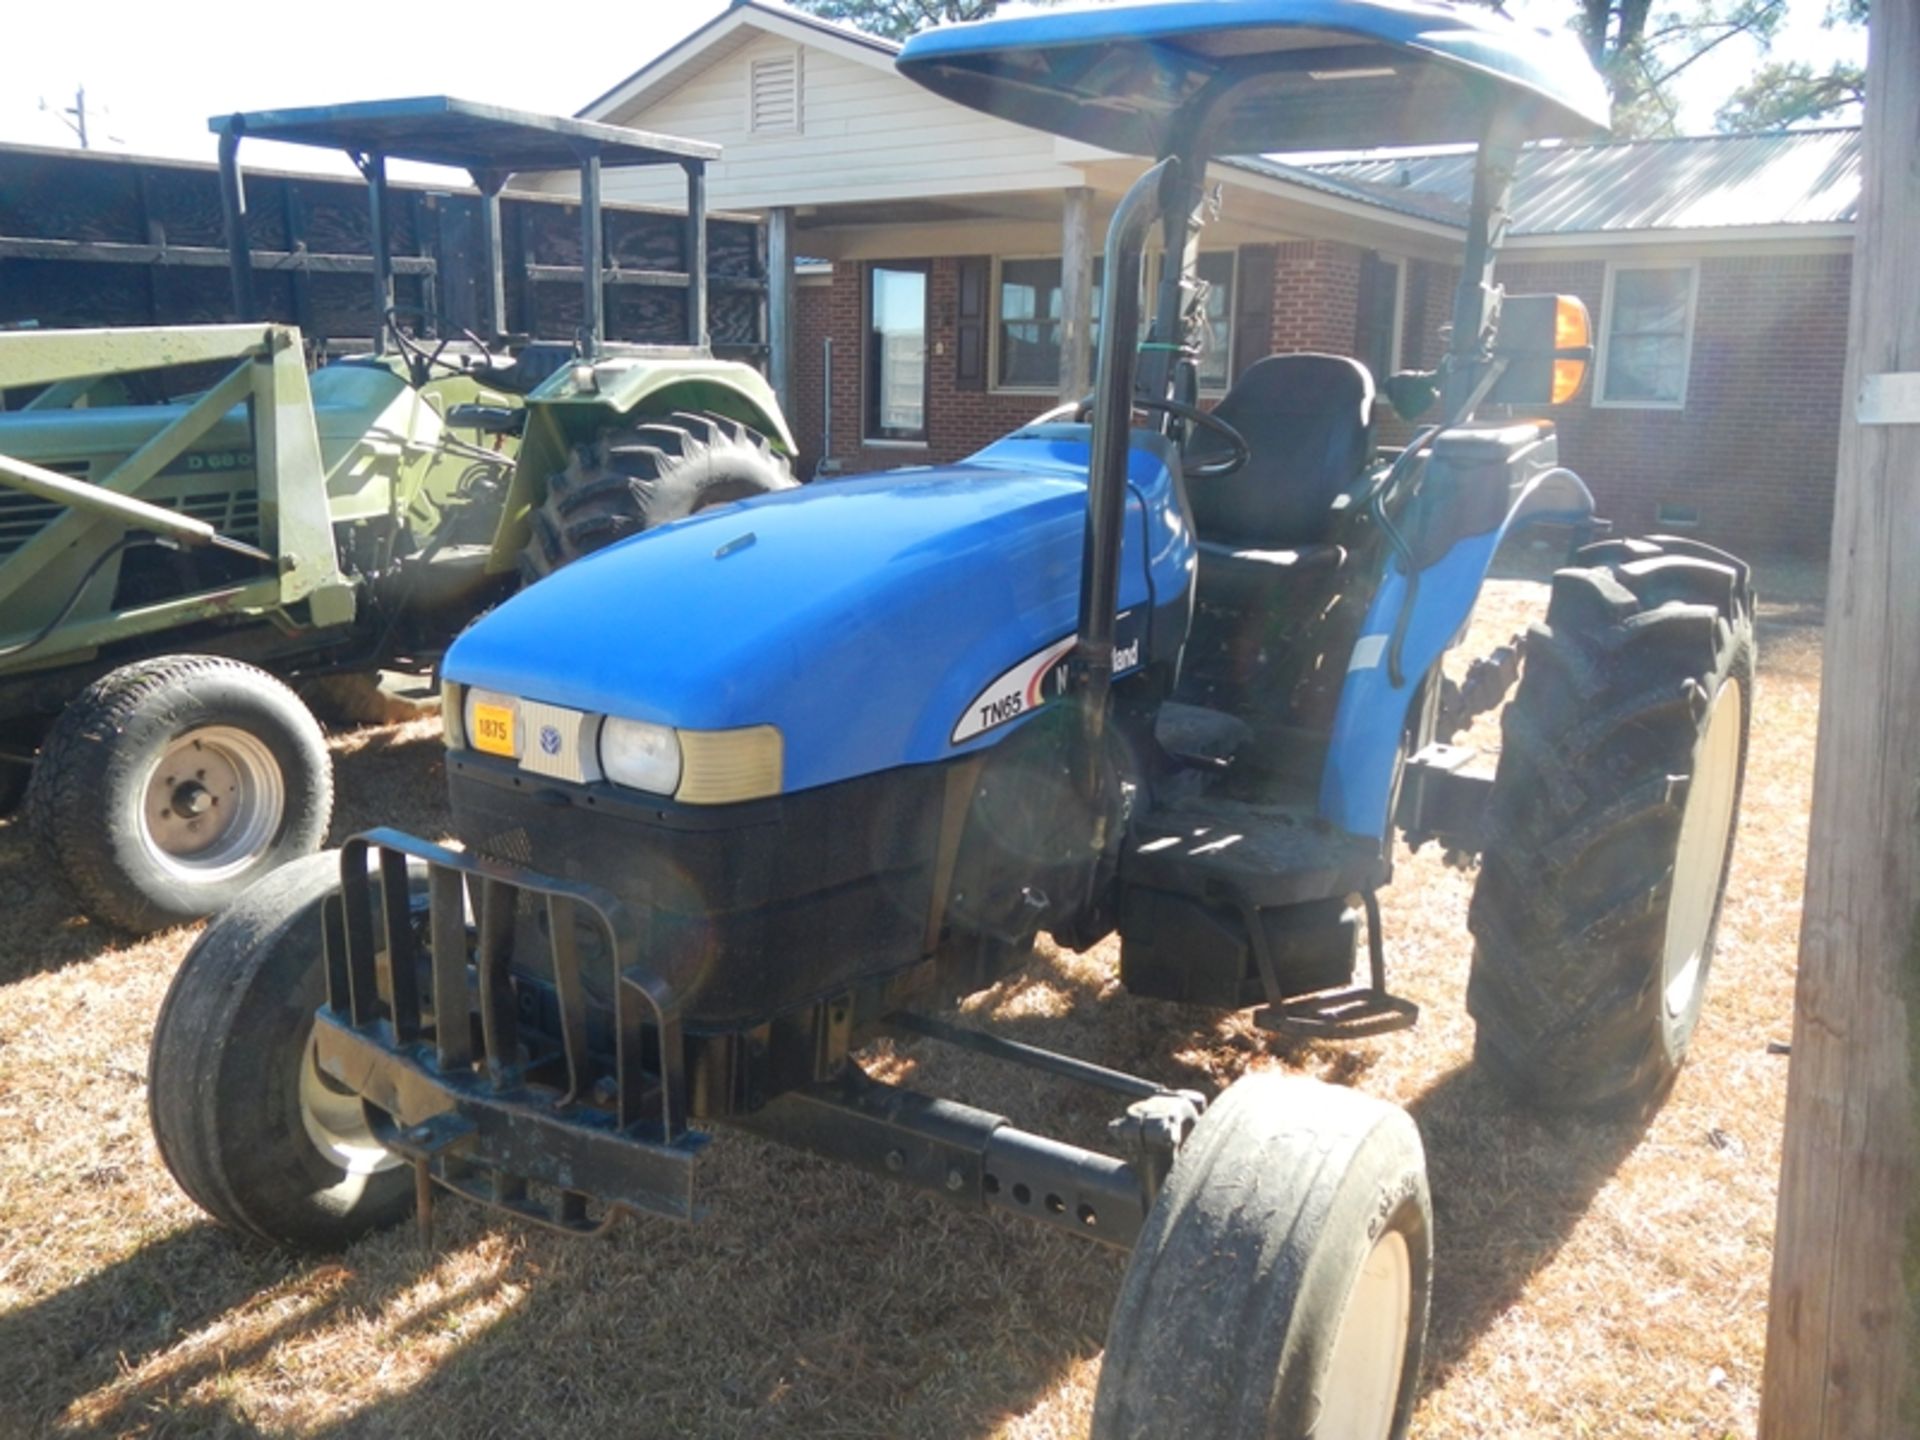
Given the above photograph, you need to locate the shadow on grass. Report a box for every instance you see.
[16,1158,1116,1439]
[1406,1064,1648,1386]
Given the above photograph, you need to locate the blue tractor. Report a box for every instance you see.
[148,4,1755,1433]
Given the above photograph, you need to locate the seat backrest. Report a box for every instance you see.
[1187,353,1375,549]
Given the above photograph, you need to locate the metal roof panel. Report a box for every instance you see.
[1307,128,1861,234]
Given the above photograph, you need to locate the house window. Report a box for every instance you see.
[1357,253,1406,380]
[1190,251,1236,391]
[865,262,928,442]
[992,252,1233,393]
[748,52,802,134]
[1597,264,1697,408]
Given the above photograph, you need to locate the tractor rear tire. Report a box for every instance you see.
[1093,1074,1432,1440]
[522,410,794,580]
[148,850,415,1250]
[26,655,333,934]
[1467,536,1755,1116]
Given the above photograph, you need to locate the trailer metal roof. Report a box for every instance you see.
[208,96,718,178]
[896,0,1610,158]
[1307,127,1862,234]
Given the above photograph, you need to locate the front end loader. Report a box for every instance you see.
[0,97,795,932]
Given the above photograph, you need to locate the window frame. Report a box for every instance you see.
[1357,252,1408,380]
[1593,261,1700,411]
[862,259,931,446]
[987,249,1238,398]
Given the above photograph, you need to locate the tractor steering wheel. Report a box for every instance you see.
[384,306,495,386]
[1071,394,1250,480]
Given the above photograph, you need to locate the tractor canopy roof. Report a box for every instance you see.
[896,0,1609,156]
[208,95,717,182]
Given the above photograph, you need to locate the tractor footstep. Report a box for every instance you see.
[1256,987,1420,1041]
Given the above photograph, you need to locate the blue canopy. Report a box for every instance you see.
[896,0,1610,157]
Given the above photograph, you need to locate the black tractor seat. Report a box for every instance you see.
[1185,352,1376,590]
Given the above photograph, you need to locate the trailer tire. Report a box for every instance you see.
[148,850,415,1250]
[522,410,794,579]
[1093,1074,1431,1440]
[26,655,332,934]
[1468,536,1755,1116]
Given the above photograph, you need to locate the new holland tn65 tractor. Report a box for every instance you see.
[0,98,793,933]
[149,5,1755,1434]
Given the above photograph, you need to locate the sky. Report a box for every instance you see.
[0,0,1868,181]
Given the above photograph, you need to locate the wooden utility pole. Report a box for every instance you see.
[1760,0,1920,1434]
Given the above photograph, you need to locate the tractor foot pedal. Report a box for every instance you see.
[1255,987,1419,1040]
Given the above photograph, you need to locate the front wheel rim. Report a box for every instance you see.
[139,724,287,883]
[299,1042,404,1177]
[1663,677,1744,1018]
[1316,1228,1413,1440]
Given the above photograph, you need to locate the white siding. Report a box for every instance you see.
[587,28,1086,211]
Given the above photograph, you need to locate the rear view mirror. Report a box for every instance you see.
[1488,294,1592,406]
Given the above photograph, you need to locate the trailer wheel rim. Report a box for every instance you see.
[299,1042,404,1177]
[1663,678,1743,1019]
[1316,1228,1412,1440]
[139,725,287,883]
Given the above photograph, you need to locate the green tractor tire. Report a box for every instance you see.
[522,410,795,581]
[26,654,333,934]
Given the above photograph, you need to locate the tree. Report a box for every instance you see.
[787,0,1009,42]
[1558,0,1867,135]
[1715,58,1865,129]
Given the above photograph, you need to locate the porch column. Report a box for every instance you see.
[768,205,795,417]
[1059,186,1094,403]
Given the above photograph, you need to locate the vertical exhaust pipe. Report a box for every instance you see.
[1073,157,1175,829]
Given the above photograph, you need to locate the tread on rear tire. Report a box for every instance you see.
[1467,534,1756,1117]
[522,410,794,580]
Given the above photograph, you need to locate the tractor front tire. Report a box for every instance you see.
[1093,1075,1432,1440]
[1467,536,1755,1116]
[148,850,415,1250]
[522,410,794,580]
[26,655,333,934]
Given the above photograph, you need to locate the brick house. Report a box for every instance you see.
[564,0,1860,556]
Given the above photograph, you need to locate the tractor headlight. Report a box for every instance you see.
[599,716,683,796]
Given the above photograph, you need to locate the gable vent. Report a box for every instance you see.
[749,52,801,133]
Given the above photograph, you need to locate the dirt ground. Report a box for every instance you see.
[0,552,1826,1439]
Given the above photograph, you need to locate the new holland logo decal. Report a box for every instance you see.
[951,611,1144,745]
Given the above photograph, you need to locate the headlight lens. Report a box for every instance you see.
[462,687,522,759]
[599,716,683,795]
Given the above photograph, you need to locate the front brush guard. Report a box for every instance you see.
[310,829,706,1235]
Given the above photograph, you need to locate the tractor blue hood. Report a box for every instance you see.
[444,431,1194,795]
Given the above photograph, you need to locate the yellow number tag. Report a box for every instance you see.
[472,702,515,756]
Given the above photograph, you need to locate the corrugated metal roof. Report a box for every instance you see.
[1224,154,1470,226]
[1300,128,1861,234]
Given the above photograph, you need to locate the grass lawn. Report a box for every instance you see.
[0,555,1826,1438]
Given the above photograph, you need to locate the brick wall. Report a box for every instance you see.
[1492,252,1849,556]
[1270,239,1366,356]
[790,244,1848,557]
[790,258,1048,477]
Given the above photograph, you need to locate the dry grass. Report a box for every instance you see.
[0,553,1825,1439]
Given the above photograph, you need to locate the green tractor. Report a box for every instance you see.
[0,98,795,934]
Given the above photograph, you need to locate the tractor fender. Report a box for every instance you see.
[1318,437,1595,841]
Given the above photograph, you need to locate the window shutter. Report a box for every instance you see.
[1231,244,1276,382]
[749,53,801,134]
[955,255,989,392]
